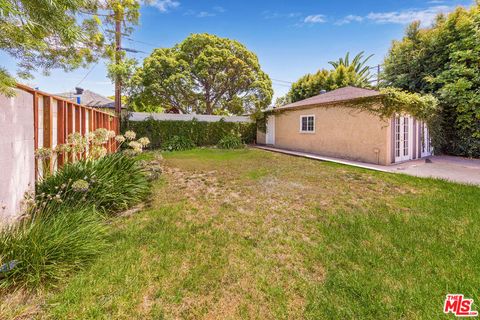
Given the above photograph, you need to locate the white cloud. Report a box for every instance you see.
[149,0,180,13]
[184,6,225,18]
[197,11,215,18]
[335,5,455,27]
[366,5,453,26]
[304,14,326,24]
[335,14,364,25]
[213,6,226,13]
[263,11,302,20]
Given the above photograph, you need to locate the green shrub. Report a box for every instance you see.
[36,153,150,215]
[124,118,256,149]
[163,135,196,151]
[0,209,107,288]
[218,134,244,149]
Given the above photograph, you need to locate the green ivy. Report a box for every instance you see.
[124,118,256,149]
[255,88,438,133]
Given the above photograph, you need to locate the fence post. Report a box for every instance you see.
[66,103,73,162]
[75,105,81,160]
[57,101,65,167]
[88,109,93,132]
[43,96,53,174]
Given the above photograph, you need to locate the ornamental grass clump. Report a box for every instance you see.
[0,208,108,289]
[36,153,151,215]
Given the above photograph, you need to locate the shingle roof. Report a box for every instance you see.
[277,86,381,110]
[55,90,116,109]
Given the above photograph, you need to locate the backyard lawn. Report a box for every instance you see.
[3,148,480,319]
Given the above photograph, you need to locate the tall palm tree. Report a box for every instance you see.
[328,51,374,84]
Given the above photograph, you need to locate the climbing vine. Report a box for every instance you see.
[255,88,438,133]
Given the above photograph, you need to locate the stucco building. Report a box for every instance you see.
[257,86,432,166]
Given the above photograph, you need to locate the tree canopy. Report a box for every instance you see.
[277,51,373,105]
[382,3,480,157]
[0,0,105,95]
[0,0,140,97]
[129,33,273,115]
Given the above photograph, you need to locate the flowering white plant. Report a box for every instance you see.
[124,130,136,140]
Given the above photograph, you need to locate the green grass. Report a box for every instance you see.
[2,148,480,319]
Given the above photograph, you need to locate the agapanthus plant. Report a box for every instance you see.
[34,129,150,180]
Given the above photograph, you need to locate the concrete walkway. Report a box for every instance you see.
[254,146,480,186]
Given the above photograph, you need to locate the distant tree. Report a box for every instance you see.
[328,51,374,84]
[129,33,273,115]
[382,3,480,157]
[274,95,291,107]
[284,52,374,103]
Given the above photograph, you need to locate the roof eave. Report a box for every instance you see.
[272,94,384,113]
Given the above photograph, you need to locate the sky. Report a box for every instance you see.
[1,0,474,100]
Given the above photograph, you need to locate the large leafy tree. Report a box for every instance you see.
[382,3,480,157]
[0,0,141,99]
[0,0,105,95]
[280,52,373,104]
[129,33,273,115]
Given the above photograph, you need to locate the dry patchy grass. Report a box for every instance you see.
[2,148,479,319]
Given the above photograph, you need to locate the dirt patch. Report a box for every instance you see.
[0,289,44,320]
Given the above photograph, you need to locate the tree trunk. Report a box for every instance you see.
[206,100,213,115]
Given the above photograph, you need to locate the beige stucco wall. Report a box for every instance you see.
[270,104,392,165]
[0,89,35,225]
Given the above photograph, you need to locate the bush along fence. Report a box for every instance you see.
[124,113,257,149]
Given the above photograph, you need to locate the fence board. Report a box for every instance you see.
[57,101,65,166]
[43,96,53,173]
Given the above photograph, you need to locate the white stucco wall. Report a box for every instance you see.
[0,89,35,225]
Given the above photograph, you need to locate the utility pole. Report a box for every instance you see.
[114,12,122,123]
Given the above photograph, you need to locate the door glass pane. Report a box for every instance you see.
[403,118,409,156]
[395,117,401,157]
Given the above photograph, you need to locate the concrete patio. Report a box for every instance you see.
[255,145,480,186]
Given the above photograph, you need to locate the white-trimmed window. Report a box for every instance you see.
[300,115,315,133]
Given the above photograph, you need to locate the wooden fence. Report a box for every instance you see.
[17,84,119,179]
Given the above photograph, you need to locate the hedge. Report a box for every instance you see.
[124,117,257,149]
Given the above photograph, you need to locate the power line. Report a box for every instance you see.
[75,61,99,87]
[125,37,160,48]
[271,78,293,84]
[272,83,291,88]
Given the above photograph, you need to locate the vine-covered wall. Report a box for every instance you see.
[123,117,257,149]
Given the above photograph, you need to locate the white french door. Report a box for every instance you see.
[420,122,432,158]
[394,116,413,162]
